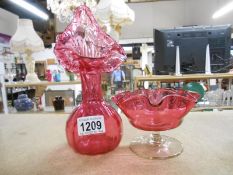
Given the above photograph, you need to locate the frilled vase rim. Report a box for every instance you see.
[54,5,126,74]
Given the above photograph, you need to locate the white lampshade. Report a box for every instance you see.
[10,19,44,82]
[10,19,44,53]
[95,0,135,27]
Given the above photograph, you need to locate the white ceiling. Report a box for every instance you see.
[125,0,175,3]
[126,0,175,2]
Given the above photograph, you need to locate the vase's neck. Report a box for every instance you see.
[80,73,103,102]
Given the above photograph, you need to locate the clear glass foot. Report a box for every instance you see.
[129,133,183,159]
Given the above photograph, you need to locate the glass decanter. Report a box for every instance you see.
[54,5,126,155]
[112,88,200,159]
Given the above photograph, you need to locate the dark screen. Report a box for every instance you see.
[153,25,232,75]
[180,37,208,73]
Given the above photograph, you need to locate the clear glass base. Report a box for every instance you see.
[129,133,183,159]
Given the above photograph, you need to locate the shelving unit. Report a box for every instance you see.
[5,80,81,88]
[0,62,8,114]
[134,73,233,88]
[134,73,233,111]
[3,80,82,114]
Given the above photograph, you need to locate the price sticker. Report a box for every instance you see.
[77,115,105,136]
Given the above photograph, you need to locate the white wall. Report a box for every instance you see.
[184,0,233,26]
[121,1,186,39]
[0,8,18,36]
[121,0,233,39]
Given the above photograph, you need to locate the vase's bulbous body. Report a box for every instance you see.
[66,101,122,154]
[66,73,122,155]
[112,88,200,131]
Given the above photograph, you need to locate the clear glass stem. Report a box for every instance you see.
[149,132,162,144]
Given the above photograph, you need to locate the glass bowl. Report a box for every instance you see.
[112,88,200,159]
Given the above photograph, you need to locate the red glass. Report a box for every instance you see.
[112,88,200,159]
[45,70,52,82]
[112,88,200,131]
[54,5,126,155]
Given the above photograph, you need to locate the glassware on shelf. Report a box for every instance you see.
[54,5,126,155]
[2,47,15,82]
[66,71,75,81]
[45,69,52,82]
[222,89,233,106]
[53,70,61,82]
[33,97,43,111]
[204,89,224,107]
[112,88,200,159]
[14,94,34,112]
[5,68,15,82]
[183,82,205,100]
[53,96,65,111]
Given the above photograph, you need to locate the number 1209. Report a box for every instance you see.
[77,115,105,136]
[80,121,102,131]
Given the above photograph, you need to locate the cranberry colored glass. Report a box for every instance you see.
[112,88,200,159]
[54,5,126,155]
[112,88,200,131]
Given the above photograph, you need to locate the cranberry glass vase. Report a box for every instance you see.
[54,5,126,155]
[112,88,200,159]
[66,73,122,154]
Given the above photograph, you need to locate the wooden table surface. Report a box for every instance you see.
[0,111,233,175]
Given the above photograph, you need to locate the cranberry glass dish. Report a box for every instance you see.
[112,88,200,159]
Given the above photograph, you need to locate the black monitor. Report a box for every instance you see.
[153,25,232,75]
